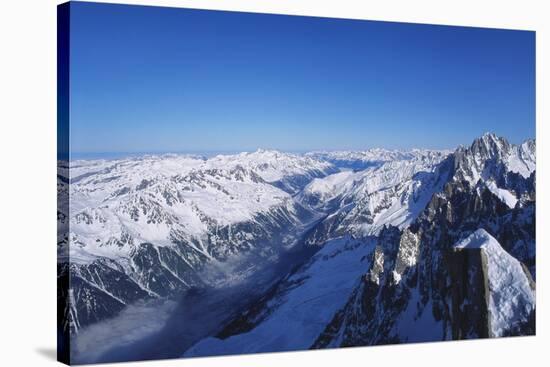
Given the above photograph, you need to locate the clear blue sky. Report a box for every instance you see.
[68,1,535,153]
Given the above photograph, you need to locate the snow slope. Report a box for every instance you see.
[454,229,535,337]
[485,180,518,208]
[184,236,376,356]
[299,151,452,238]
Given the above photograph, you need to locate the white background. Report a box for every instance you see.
[0,0,547,366]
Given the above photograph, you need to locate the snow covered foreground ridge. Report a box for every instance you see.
[58,133,536,363]
[453,229,535,337]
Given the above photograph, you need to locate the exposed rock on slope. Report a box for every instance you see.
[182,134,535,355]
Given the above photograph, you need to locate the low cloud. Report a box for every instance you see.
[72,299,177,364]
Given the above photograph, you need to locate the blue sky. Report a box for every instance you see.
[68,2,535,153]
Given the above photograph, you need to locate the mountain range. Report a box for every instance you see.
[58,133,536,362]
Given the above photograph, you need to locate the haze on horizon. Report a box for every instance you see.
[66,2,535,155]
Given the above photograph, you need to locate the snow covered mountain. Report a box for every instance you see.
[306,148,451,171]
[59,133,535,362]
[454,133,535,208]
[298,150,452,242]
[182,134,536,356]
[59,151,336,332]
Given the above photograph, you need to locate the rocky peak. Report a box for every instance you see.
[452,134,536,197]
[473,133,511,157]
[454,133,510,173]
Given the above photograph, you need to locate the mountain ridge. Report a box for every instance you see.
[58,133,536,362]
[180,133,536,357]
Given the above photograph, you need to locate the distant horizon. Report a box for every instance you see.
[70,148,445,161]
[66,132,534,161]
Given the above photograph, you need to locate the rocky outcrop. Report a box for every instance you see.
[447,244,491,339]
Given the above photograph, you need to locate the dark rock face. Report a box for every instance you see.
[69,275,127,329]
[447,247,491,339]
[496,202,536,278]
[312,227,412,348]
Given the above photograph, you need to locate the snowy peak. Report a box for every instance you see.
[472,132,512,158]
[452,134,535,208]
[454,134,535,182]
